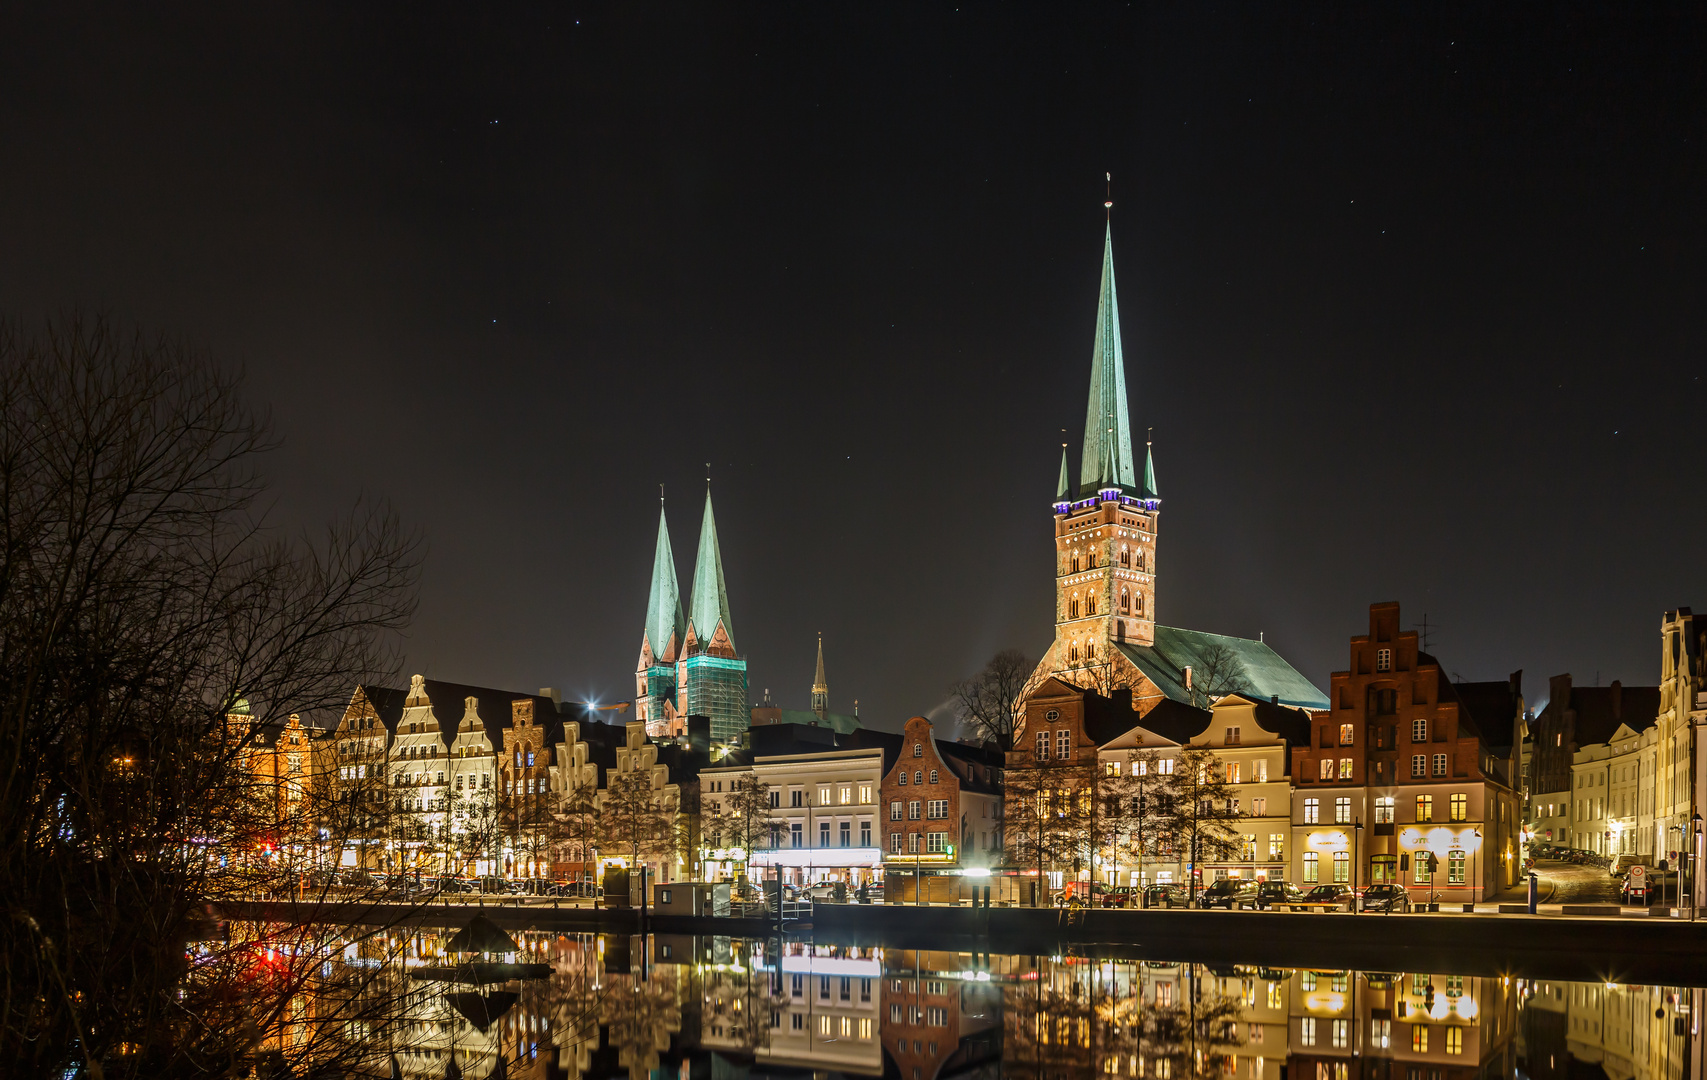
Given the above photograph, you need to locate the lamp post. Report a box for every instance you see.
[1353,818,1364,913]
[1692,812,1703,921]
[1473,828,1482,910]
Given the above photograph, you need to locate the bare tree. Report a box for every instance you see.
[950,649,1034,750]
[553,784,600,888]
[0,316,421,1079]
[1160,745,1245,903]
[1185,642,1250,709]
[600,769,673,872]
[707,774,774,882]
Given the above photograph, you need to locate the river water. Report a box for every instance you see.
[252,926,1701,1079]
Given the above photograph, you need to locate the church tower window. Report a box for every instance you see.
[1120,589,1130,614]
[1086,594,1097,616]
[1069,598,1080,620]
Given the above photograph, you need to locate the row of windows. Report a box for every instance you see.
[1064,547,1150,574]
[770,1013,877,1039]
[889,800,946,820]
[1303,793,1470,824]
[896,770,936,786]
[1065,591,1147,619]
[1297,1017,1464,1055]
[889,831,950,853]
[790,973,873,1001]
[1331,718,1442,747]
[789,822,874,847]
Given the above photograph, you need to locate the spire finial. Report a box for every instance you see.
[659,482,665,506]
[1104,172,1113,216]
[705,462,711,490]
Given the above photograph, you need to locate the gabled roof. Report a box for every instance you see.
[1214,692,1314,750]
[1439,671,1523,745]
[1116,626,1330,711]
[356,679,626,762]
[687,489,736,652]
[1562,683,1661,746]
[935,738,1005,795]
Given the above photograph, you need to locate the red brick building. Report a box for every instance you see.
[880,716,1002,902]
[1291,602,1523,902]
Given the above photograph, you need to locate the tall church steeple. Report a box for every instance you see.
[642,499,684,664]
[1078,223,1138,495]
[811,634,829,720]
[1047,212,1160,668]
[687,487,736,655]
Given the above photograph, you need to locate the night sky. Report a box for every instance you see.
[2,5,1702,728]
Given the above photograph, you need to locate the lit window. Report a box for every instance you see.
[1303,852,1319,882]
[1300,1017,1317,1047]
[1333,850,1349,882]
[1332,1019,1348,1048]
[1227,762,1241,784]
[1412,1025,1428,1053]
[1450,793,1468,821]
[1416,794,1433,822]
[1338,758,1354,780]
[1319,758,1333,780]
[1445,1026,1463,1055]
[1339,724,1354,745]
[1303,798,1320,824]
[1334,797,1351,823]
[1448,849,1466,884]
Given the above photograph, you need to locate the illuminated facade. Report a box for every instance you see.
[1292,602,1524,903]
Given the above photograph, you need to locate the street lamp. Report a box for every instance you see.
[1353,818,1364,912]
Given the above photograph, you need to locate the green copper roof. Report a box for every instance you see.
[1141,442,1160,499]
[1079,223,1138,494]
[688,489,735,651]
[1055,446,1071,500]
[1115,626,1328,711]
[643,503,684,659]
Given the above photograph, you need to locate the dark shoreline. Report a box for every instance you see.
[224,901,1707,987]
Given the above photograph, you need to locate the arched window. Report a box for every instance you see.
[1086,594,1097,616]
[1070,552,1081,573]
[1120,547,1130,568]
[1086,549,1096,568]
[1135,593,1145,616]
[1069,597,1081,619]
[1069,641,1080,663]
[913,743,923,758]
[1087,641,1097,660]
[1120,588,1130,614]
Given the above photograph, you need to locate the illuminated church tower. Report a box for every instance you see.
[1033,217,1163,693]
[634,488,749,741]
[1024,211,1327,716]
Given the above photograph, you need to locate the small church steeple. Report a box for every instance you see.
[811,633,829,721]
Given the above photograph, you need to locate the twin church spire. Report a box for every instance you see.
[642,488,735,663]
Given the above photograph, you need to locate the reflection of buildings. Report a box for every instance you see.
[1516,978,1695,1080]
[880,947,1003,1080]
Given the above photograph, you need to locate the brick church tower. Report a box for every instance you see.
[1032,218,1163,694]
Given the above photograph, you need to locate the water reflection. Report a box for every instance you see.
[262,926,1700,1079]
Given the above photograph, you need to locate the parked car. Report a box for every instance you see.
[1141,884,1188,908]
[1099,886,1135,908]
[1238,881,1309,911]
[1196,879,1243,909]
[805,881,843,902]
[1360,884,1412,913]
[1300,884,1357,909]
[1610,855,1650,880]
[855,881,884,904]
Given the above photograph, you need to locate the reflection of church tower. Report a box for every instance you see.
[1041,218,1161,678]
[810,634,829,721]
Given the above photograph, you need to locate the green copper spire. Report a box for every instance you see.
[688,488,735,652]
[1079,222,1138,493]
[1141,439,1160,500]
[643,501,685,661]
[1055,445,1071,500]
